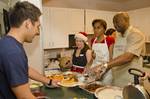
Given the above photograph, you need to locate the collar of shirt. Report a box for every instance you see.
[124,25,133,37]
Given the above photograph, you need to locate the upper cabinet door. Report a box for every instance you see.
[42,7,84,49]
[85,9,115,34]
[68,9,84,34]
[50,7,69,49]
[43,7,69,49]
[42,7,52,49]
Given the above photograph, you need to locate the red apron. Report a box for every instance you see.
[71,65,84,73]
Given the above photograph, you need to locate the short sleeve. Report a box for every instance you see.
[106,36,115,47]
[126,31,145,57]
[3,51,28,86]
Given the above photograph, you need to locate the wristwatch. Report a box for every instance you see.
[48,79,52,86]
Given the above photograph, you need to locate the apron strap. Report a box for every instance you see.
[93,37,97,44]
[93,36,107,44]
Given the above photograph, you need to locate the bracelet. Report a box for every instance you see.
[48,79,52,86]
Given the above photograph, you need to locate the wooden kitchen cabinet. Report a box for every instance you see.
[42,7,68,49]
[42,7,84,49]
[68,9,84,34]
[85,9,115,34]
[43,7,52,49]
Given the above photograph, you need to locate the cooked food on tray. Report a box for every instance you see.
[63,74,78,82]
[47,73,78,86]
[79,82,104,93]
[47,74,64,81]
[58,73,79,87]
[84,83,104,92]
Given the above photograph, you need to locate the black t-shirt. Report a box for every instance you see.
[0,36,28,99]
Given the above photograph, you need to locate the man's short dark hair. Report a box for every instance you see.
[9,1,42,27]
[92,19,107,30]
[113,12,129,24]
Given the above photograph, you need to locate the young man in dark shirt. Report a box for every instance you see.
[0,1,59,99]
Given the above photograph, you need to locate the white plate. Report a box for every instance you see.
[45,84,59,88]
[63,71,74,75]
[58,81,80,87]
[95,86,123,99]
[30,83,43,89]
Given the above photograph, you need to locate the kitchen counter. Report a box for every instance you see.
[40,86,97,99]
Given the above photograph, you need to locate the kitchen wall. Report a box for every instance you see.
[0,1,8,37]
[10,0,18,7]
[42,0,123,11]
[0,1,8,12]
[128,7,150,41]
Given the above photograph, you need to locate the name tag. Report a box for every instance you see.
[80,54,84,56]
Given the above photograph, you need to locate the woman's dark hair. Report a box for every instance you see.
[92,19,107,30]
[9,1,42,27]
[74,42,90,53]
[81,42,90,53]
[105,28,116,36]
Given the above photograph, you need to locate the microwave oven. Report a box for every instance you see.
[68,34,76,49]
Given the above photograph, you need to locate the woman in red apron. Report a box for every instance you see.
[71,32,92,73]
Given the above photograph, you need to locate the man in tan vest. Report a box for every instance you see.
[103,12,145,87]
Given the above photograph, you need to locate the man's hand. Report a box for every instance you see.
[51,79,61,87]
[90,65,101,73]
[89,65,108,81]
[97,66,108,81]
[84,65,101,81]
